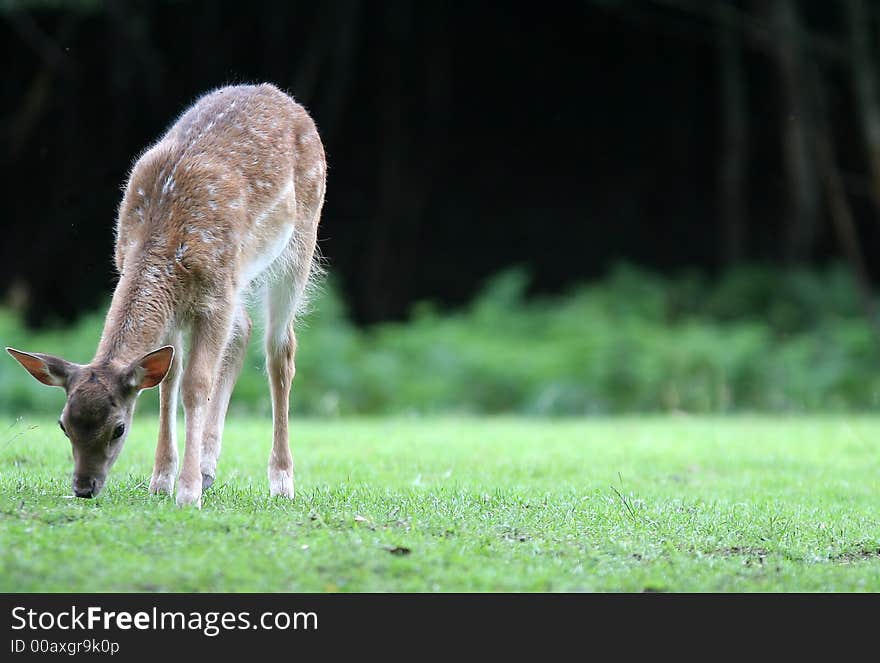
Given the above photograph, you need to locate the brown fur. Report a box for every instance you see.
[7,84,327,506]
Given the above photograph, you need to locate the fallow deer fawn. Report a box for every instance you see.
[6,83,326,507]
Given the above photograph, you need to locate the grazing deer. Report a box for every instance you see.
[6,83,326,507]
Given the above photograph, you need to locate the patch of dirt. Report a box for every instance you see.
[40,513,84,525]
[716,546,769,567]
[829,548,880,563]
[717,546,769,558]
[385,546,411,556]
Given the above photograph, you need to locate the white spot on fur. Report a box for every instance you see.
[144,265,162,283]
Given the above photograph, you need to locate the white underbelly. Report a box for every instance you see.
[241,224,295,285]
[239,180,296,285]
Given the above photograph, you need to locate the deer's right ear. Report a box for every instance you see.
[5,348,78,388]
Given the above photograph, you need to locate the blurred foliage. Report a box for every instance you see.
[1,263,879,416]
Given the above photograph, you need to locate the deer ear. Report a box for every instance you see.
[6,347,78,388]
[128,346,175,390]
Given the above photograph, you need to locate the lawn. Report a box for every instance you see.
[1,415,879,592]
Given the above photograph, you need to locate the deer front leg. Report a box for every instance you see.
[200,307,251,490]
[177,311,233,508]
[150,331,182,495]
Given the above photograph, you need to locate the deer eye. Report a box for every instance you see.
[111,423,125,440]
[58,420,68,437]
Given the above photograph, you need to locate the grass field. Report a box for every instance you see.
[1,415,879,592]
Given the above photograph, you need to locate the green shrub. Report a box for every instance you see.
[1,263,878,415]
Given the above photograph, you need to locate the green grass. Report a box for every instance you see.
[1,415,879,592]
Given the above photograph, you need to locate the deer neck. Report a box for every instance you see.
[94,266,175,366]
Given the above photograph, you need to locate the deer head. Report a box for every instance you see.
[6,346,174,498]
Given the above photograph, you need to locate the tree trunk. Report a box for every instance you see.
[845,0,880,216]
[716,17,749,265]
[811,64,880,335]
[765,0,821,263]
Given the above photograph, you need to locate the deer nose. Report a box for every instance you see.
[73,477,97,498]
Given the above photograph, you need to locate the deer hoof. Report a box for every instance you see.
[269,468,294,499]
[149,472,175,496]
[175,483,202,508]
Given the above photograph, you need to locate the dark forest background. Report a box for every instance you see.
[4,0,880,326]
[4,0,880,416]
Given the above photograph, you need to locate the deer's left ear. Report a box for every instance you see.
[127,346,175,390]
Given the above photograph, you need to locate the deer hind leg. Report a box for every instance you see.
[265,268,310,498]
[149,330,183,495]
[177,305,236,508]
[200,305,252,491]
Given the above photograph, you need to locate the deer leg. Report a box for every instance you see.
[149,330,183,495]
[200,306,252,490]
[266,266,308,498]
[266,322,297,498]
[177,308,234,508]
